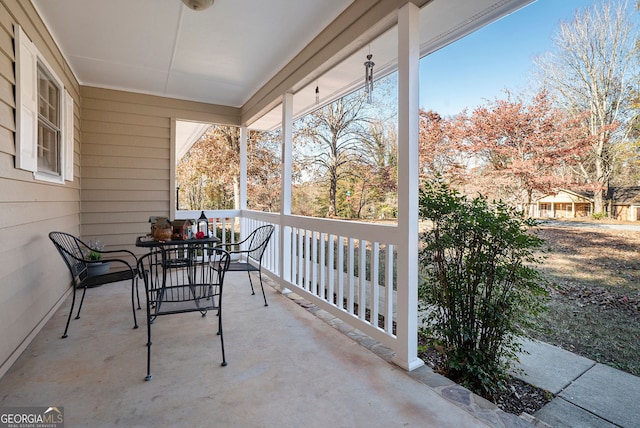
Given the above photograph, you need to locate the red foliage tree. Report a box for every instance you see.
[418,109,468,184]
[457,91,591,212]
[177,126,281,211]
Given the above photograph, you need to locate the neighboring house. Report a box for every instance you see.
[608,187,640,221]
[533,190,594,219]
[532,188,640,221]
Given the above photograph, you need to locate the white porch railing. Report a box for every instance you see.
[275,213,399,351]
[179,209,400,354]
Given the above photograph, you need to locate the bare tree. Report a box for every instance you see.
[534,1,639,214]
[350,119,398,218]
[294,92,370,217]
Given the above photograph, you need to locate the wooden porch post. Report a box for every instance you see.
[280,92,293,285]
[393,2,423,371]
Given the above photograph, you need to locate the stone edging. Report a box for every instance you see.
[270,279,550,428]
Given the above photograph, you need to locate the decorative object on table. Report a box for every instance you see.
[151,217,173,241]
[197,211,209,237]
[49,232,140,339]
[172,219,193,240]
[149,216,163,235]
[149,215,169,231]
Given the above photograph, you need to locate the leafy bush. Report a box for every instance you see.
[211,225,238,243]
[418,180,547,396]
[592,212,608,220]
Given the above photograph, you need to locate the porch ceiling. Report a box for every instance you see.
[32,0,534,130]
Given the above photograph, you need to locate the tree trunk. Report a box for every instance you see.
[233,176,240,210]
[328,178,337,217]
[593,188,606,215]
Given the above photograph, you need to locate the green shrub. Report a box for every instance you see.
[592,212,608,220]
[418,180,547,396]
[212,225,238,243]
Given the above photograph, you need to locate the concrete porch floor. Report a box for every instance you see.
[0,273,524,427]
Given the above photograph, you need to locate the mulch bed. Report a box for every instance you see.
[418,339,553,416]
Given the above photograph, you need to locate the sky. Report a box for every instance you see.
[419,0,601,116]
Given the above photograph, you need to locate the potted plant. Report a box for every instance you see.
[85,240,110,276]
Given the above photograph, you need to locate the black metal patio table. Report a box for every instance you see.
[136,236,220,283]
[135,235,222,288]
[135,235,221,252]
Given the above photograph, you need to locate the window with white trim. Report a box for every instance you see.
[37,63,61,175]
[15,24,74,183]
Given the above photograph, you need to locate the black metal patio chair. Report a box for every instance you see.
[215,224,274,306]
[137,245,231,381]
[49,231,140,339]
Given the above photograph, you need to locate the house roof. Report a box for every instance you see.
[536,187,640,205]
[564,189,595,201]
[31,0,534,130]
[609,186,640,204]
[536,189,594,204]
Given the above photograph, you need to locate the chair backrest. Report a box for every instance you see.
[137,246,230,316]
[246,225,274,263]
[49,231,89,283]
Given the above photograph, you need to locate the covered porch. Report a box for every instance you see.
[1,0,536,419]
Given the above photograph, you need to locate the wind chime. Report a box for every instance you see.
[315,81,320,105]
[364,53,375,104]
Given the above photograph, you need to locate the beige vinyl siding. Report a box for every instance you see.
[80,87,241,253]
[1,0,240,379]
[0,0,81,378]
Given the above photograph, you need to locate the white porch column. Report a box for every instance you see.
[280,93,293,285]
[239,126,248,211]
[393,2,423,371]
[239,126,248,237]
